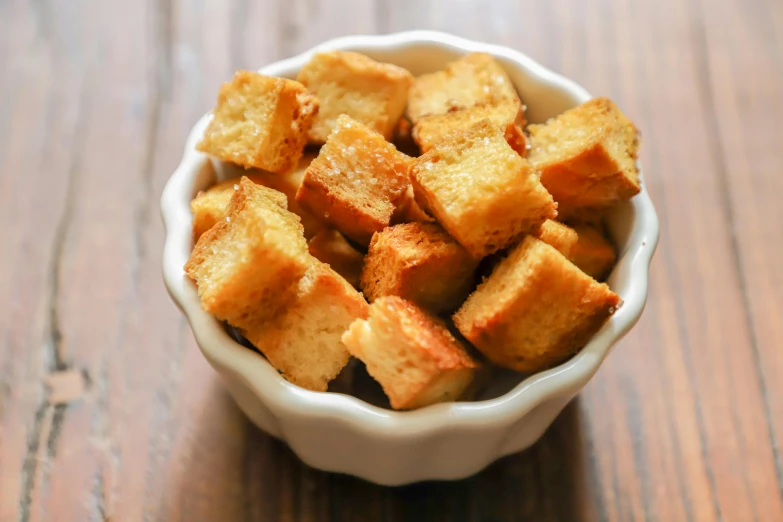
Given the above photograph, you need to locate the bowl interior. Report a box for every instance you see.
[164,32,658,428]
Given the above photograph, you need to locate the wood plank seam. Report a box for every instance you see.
[17,61,96,522]
[691,3,783,505]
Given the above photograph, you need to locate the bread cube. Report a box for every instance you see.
[342,296,478,410]
[534,219,578,258]
[308,229,365,289]
[190,155,325,240]
[197,71,318,173]
[361,223,478,314]
[297,51,413,143]
[190,174,286,239]
[411,120,556,258]
[453,236,620,373]
[413,99,527,155]
[249,153,326,239]
[295,115,410,244]
[185,177,309,328]
[570,224,616,281]
[244,262,368,391]
[407,53,519,123]
[527,97,640,219]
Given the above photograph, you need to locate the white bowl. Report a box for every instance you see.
[161,31,659,486]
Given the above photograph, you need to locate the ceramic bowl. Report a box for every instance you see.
[161,30,659,486]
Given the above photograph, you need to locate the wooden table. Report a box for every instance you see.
[2,0,782,520]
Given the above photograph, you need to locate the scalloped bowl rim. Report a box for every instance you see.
[161,30,659,438]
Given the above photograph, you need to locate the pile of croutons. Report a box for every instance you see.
[185,50,640,410]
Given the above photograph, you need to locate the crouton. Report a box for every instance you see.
[534,219,578,258]
[361,223,478,314]
[243,261,368,392]
[570,224,616,281]
[190,156,325,240]
[197,71,318,173]
[295,115,410,244]
[411,119,556,258]
[297,51,413,143]
[342,296,478,410]
[407,53,519,123]
[190,174,286,240]
[391,186,435,224]
[308,229,365,288]
[413,99,527,155]
[453,236,620,373]
[249,153,326,239]
[184,177,309,328]
[527,97,640,218]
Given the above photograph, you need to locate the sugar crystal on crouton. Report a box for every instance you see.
[296,115,410,244]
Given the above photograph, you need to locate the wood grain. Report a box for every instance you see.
[0,0,781,520]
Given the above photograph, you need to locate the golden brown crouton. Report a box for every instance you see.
[453,236,620,373]
[197,71,318,173]
[361,223,478,314]
[534,219,578,258]
[308,229,365,289]
[527,97,640,219]
[190,174,286,240]
[570,224,616,281]
[297,51,413,143]
[413,99,527,156]
[243,261,368,392]
[411,120,556,258]
[184,177,310,328]
[295,115,410,244]
[391,186,435,224]
[249,153,326,239]
[342,296,478,410]
[407,53,519,123]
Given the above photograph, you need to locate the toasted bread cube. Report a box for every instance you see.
[534,219,578,258]
[244,262,368,391]
[190,174,287,239]
[249,153,326,239]
[197,71,318,173]
[391,186,435,224]
[308,229,365,288]
[570,224,616,281]
[185,177,309,328]
[190,156,324,240]
[297,51,413,143]
[453,236,620,373]
[361,223,478,314]
[527,98,640,218]
[413,99,527,155]
[342,296,478,410]
[411,120,556,258]
[295,115,410,244]
[407,53,519,123]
